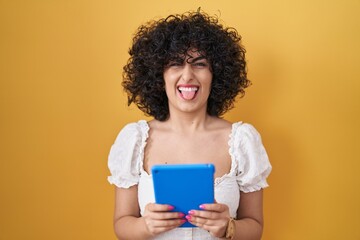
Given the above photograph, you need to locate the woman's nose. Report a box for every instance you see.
[181,64,194,82]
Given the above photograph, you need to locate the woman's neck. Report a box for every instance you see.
[164,111,216,134]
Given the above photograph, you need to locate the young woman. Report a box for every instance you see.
[108,10,272,240]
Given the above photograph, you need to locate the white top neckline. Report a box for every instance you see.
[136,120,242,186]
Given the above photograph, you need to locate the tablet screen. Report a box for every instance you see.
[152,163,215,228]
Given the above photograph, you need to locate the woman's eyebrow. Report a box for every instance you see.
[187,56,207,63]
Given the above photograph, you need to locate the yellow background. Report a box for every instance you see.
[1,0,359,239]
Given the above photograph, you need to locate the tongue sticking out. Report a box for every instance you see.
[181,90,197,100]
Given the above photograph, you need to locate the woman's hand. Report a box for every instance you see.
[185,202,230,238]
[143,203,186,236]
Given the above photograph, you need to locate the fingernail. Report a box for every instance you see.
[185,215,192,220]
[181,219,186,223]
[199,204,205,209]
[179,213,185,217]
[188,210,195,215]
[168,205,174,210]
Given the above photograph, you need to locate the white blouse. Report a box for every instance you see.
[108,120,272,240]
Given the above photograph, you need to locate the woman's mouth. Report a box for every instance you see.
[177,86,199,100]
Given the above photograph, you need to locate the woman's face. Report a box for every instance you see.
[163,50,213,116]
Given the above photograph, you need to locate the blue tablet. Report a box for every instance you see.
[152,163,215,228]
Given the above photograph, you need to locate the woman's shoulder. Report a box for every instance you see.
[108,120,150,188]
[120,120,149,133]
[230,121,261,139]
[208,118,254,134]
[229,122,272,192]
[113,120,149,143]
[204,117,232,133]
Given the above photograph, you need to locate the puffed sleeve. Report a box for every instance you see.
[233,123,272,193]
[107,122,145,188]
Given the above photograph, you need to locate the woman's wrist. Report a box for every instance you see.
[222,218,236,240]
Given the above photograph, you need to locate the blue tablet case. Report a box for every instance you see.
[152,163,215,228]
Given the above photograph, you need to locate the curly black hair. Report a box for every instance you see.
[122,10,251,121]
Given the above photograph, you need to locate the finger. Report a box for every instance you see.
[151,212,185,220]
[199,203,228,213]
[146,203,175,212]
[187,210,219,220]
[186,214,215,226]
[151,218,187,228]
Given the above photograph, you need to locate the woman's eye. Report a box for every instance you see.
[193,62,208,67]
[168,62,182,67]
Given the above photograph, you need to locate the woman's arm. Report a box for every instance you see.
[233,190,264,240]
[113,186,185,240]
[113,185,148,240]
